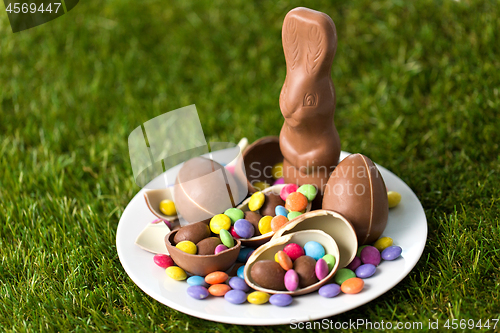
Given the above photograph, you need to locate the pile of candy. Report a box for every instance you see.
[250,240,334,291]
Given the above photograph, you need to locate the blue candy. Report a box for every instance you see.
[355,264,376,278]
[303,241,325,260]
[228,276,249,292]
[224,289,247,304]
[318,283,341,298]
[237,265,245,279]
[237,247,255,263]
[275,205,288,217]
[187,275,208,287]
[186,285,209,300]
[269,294,293,307]
[381,246,402,261]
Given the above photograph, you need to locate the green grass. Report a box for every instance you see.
[1,0,499,331]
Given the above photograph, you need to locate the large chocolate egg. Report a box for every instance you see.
[173,156,240,223]
[250,260,286,291]
[322,154,389,245]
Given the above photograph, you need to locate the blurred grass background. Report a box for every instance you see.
[0,0,499,331]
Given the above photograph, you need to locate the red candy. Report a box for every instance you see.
[280,184,299,201]
[153,254,174,268]
[230,226,241,239]
[283,243,305,261]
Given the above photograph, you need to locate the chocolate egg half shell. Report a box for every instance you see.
[236,184,312,248]
[244,229,340,296]
[322,154,389,245]
[272,209,357,268]
[165,229,241,276]
[173,156,241,224]
[242,136,283,193]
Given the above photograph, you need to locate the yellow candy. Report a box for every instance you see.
[274,252,279,262]
[210,214,231,234]
[159,199,177,216]
[247,291,270,305]
[253,181,270,191]
[387,191,402,208]
[166,266,187,280]
[175,240,197,254]
[374,237,393,252]
[258,216,273,235]
[271,162,283,179]
[248,192,265,211]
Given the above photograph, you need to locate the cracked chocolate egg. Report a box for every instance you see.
[322,154,389,245]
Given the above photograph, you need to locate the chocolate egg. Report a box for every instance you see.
[250,260,286,291]
[173,156,242,224]
[236,184,312,248]
[322,154,389,245]
[165,230,241,276]
[244,211,263,236]
[243,136,284,193]
[173,221,211,245]
[272,209,357,268]
[196,237,222,255]
[260,193,285,216]
[244,229,340,295]
[293,255,318,288]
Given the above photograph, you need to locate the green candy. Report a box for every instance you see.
[322,254,337,272]
[297,184,317,201]
[224,208,244,224]
[357,245,369,257]
[333,268,356,285]
[287,211,302,220]
[219,228,234,248]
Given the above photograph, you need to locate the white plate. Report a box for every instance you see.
[116,151,427,325]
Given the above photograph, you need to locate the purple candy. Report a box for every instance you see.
[228,276,250,292]
[360,246,381,266]
[346,256,362,271]
[315,258,329,280]
[318,283,341,298]
[224,289,247,304]
[214,244,228,254]
[234,219,255,239]
[355,264,376,278]
[273,178,285,185]
[186,285,209,300]
[381,246,402,260]
[284,269,299,291]
[269,294,293,307]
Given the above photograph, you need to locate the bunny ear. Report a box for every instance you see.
[306,25,324,75]
[282,16,299,71]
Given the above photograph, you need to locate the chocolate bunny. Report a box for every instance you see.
[279,7,341,191]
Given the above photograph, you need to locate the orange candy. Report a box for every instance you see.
[285,192,308,212]
[276,250,293,270]
[205,271,228,285]
[208,284,231,296]
[271,215,289,232]
[341,277,364,294]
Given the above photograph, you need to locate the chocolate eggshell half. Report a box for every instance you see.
[242,136,283,193]
[165,230,241,276]
[244,229,340,296]
[322,153,389,245]
[272,209,357,268]
[236,184,312,248]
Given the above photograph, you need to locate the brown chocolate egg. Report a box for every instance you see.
[244,211,263,236]
[260,193,285,217]
[173,221,211,245]
[293,255,318,288]
[173,156,241,224]
[250,260,286,291]
[165,230,241,276]
[243,136,284,193]
[322,154,389,245]
[196,237,222,255]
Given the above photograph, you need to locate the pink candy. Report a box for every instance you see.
[283,243,305,261]
[360,246,381,266]
[280,184,299,201]
[153,254,174,268]
[273,178,285,185]
[214,244,228,254]
[315,258,329,280]
[284,269,299,291]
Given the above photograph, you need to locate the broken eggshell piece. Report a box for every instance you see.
[144,188,179,221]
[165,229,241,276]
[135,221,171,254]
[236,184,312,248]
[272,209,357,268]
[244,229,340,296]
